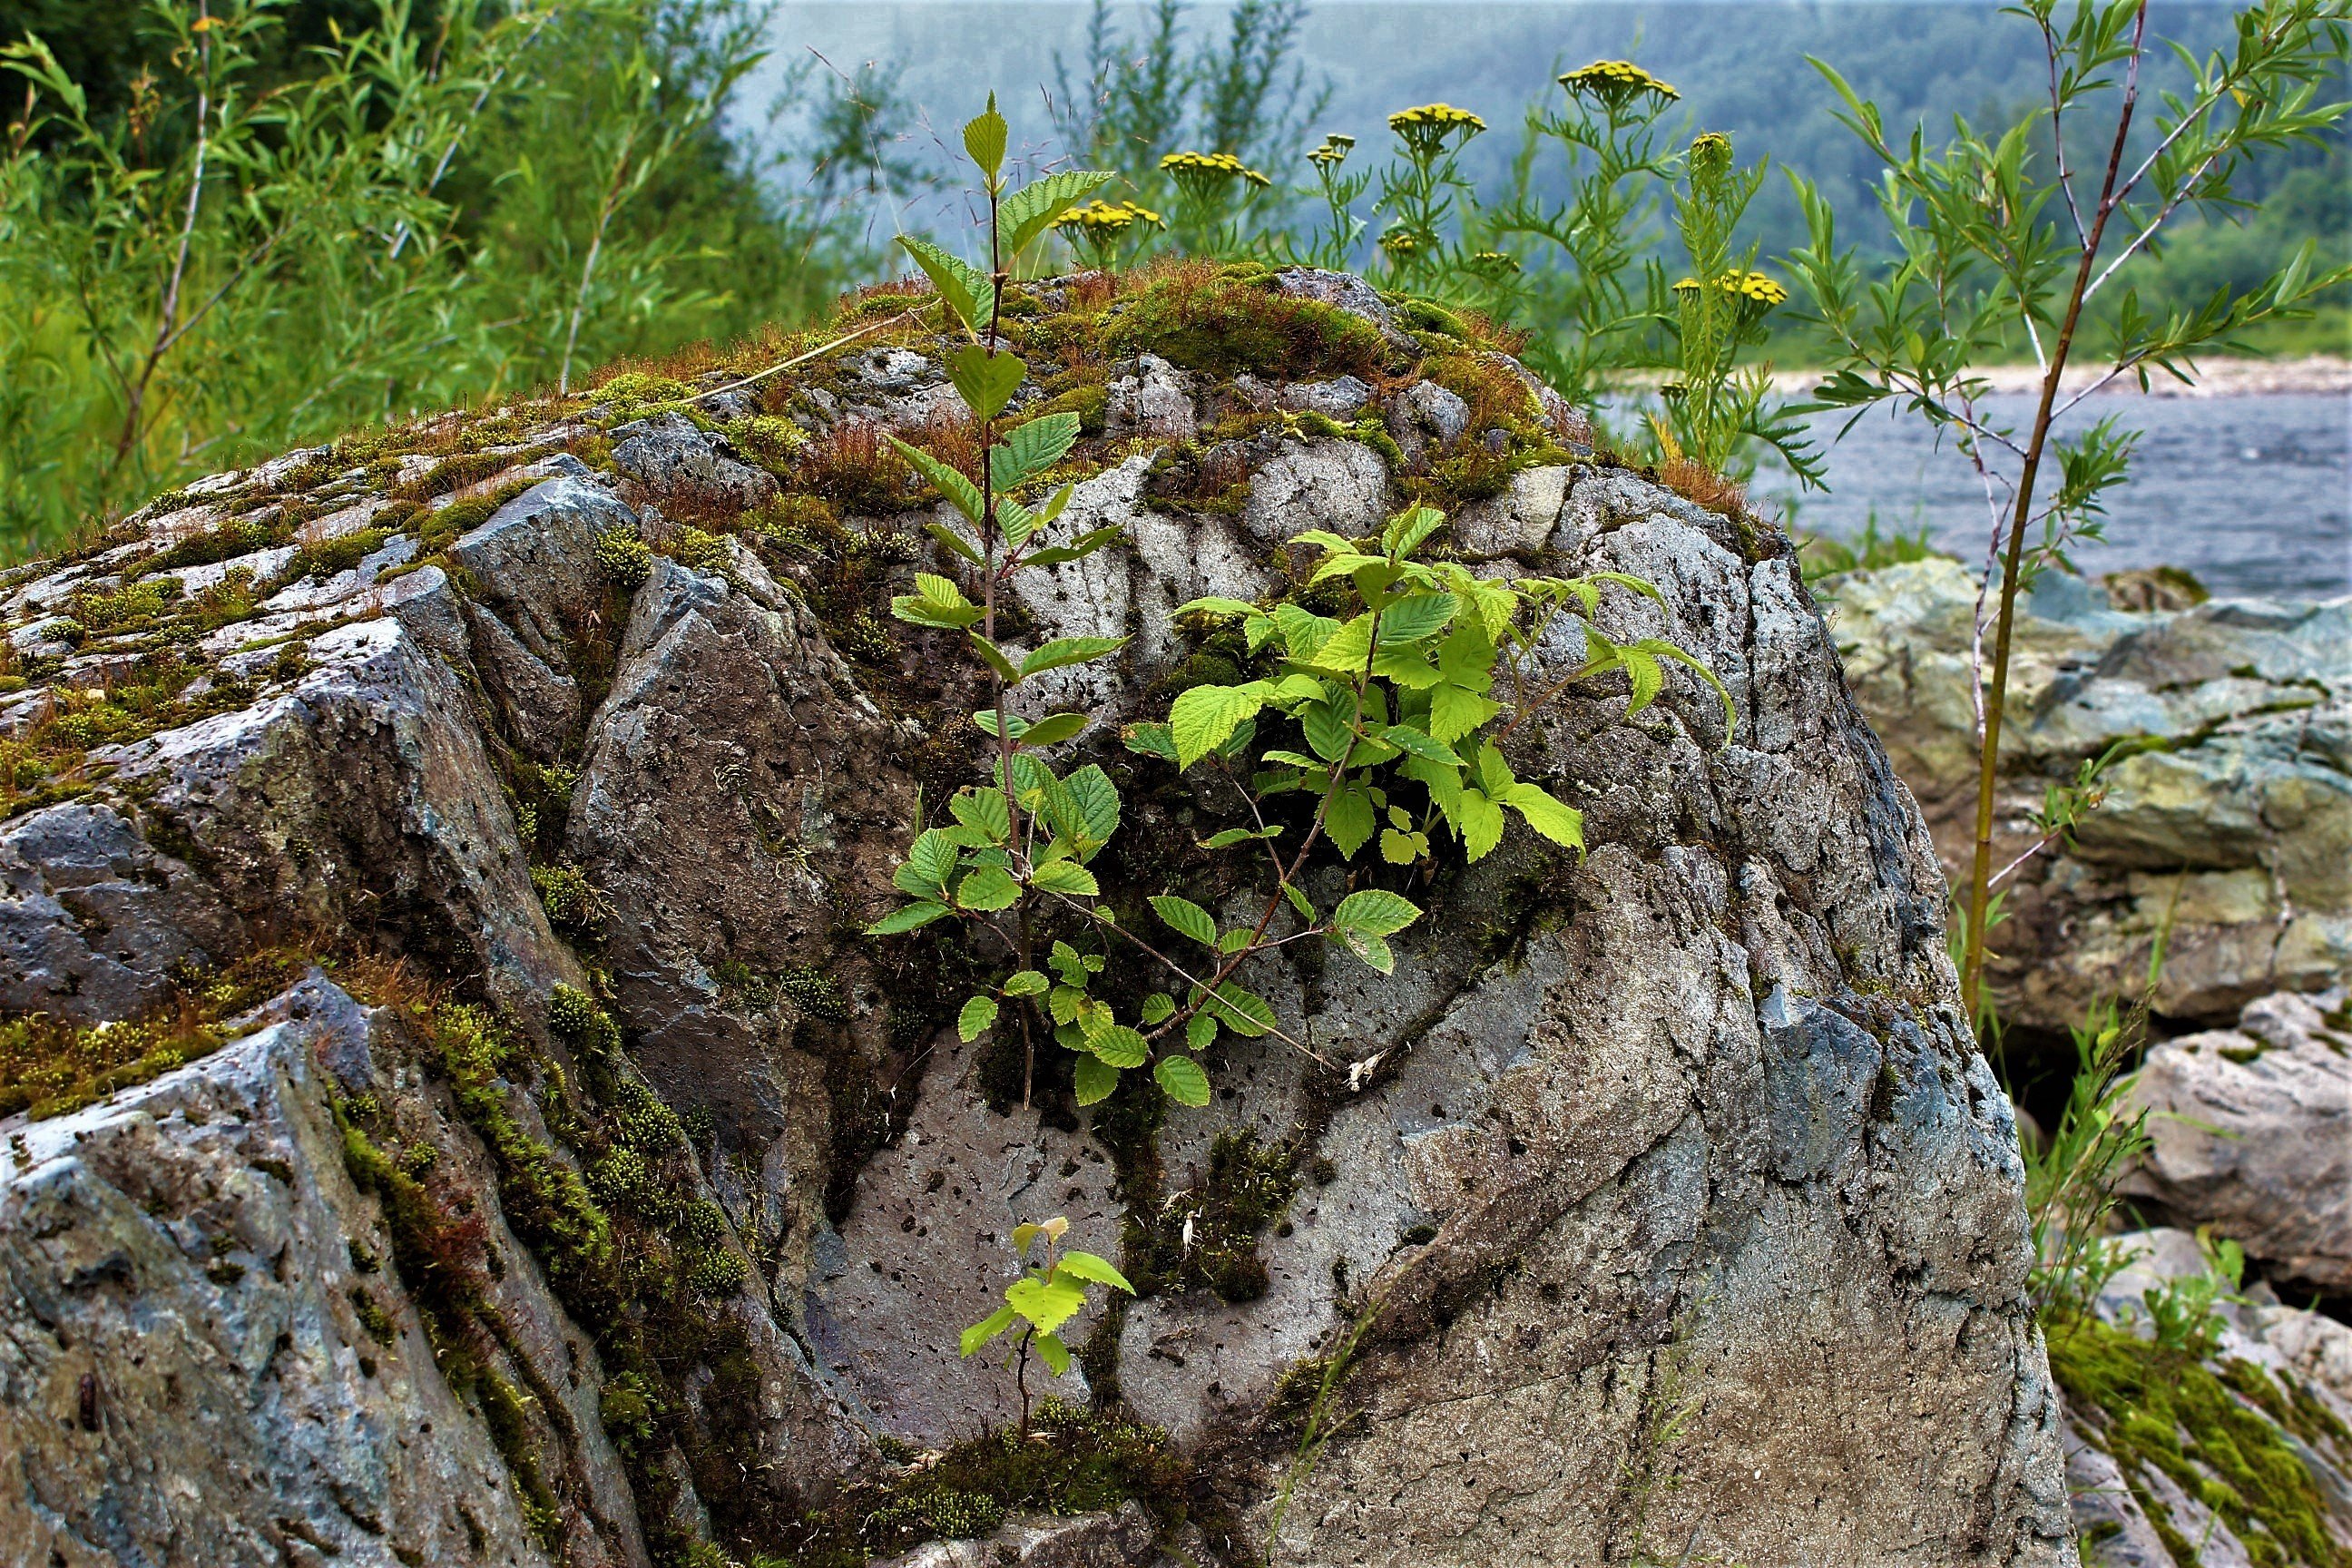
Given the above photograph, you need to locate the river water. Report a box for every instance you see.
[1747,391,2352,600]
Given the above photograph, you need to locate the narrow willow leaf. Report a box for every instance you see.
[960,1304,1018,1356]
[959,994,1000,1041]
[948,343,1026,419]
[867,899,951,935]
[1072,1054,1120,1105]
[1150,895,1219,947]
[1333,888,1422,936]
[1156,1054,1212,1107]
[1198,825,1279,849]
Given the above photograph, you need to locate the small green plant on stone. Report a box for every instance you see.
[960,1215,1134,1439]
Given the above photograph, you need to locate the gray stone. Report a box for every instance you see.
[611,410,778,511]
[1277,375,1372,418]
[1106,354,1198,442]
[872,1503,1161,1568]
[1269,268,1417,351]
[1447,465,1572,558]
[0,803,242,1026]
[2120,990,2351,1289]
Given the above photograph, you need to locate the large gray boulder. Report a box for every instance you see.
[0,276,2079,1567]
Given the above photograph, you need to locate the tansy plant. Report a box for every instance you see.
[960,1215,1133,1438]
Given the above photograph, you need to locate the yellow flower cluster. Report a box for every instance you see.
[1307,132,1356,169]
[1159,151,1272,188]
[1387,103,1486,151]
[1377,229,1420,253]
[1672,270,1789,309]
[1055,199,1164,235]
[1469,250,1522,274]
[1560,60,1680,108]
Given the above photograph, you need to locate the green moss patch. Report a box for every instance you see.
[1106,267,1393,380]
[1126,1130,1301,1304]
[2048,1318,2352,1567]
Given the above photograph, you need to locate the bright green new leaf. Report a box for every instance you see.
[1156,1054,1211,1106]
[1324,780,1377,858]
[887,436,985,523]
[1381,828,1423,864]
[1502,781,1583,850]
[956,866,1021,911]
[1379,725,1460,765]
[1333,888,1422,936]
[994,411,1082,490]
[1455,789,1506,860]
[1088,1024,1149,1068]
[1002,169,1118,255]
[1150,895,1219,948]
[1272,603,1340,662]
[894,828,957,896]
[1168,682,1267,768]
[1022,636,1127,678]
[959,994,1000,1040]
[1198,825,1280,849]
[1171,595,1263,620]
[1428,681,1500,744]
[960,1304,1018,1357]
[1298,613,1375,674]
[1377,593,1457,644]
[1014,712,1088,749]
[947,343,1026,419]
[1032,859,1100,896]
[895,234,993,335]
[1055,1251,1135,1293]
[963,94,1008,181]
[1004,968,1049,996]
[1005,1274,1088,1335]
[1034,1330,1073,1376]
[866,899,951,935]
[1072,1054,1119,1105]
[1301,694,1356,762]
[1372,651,1443,689]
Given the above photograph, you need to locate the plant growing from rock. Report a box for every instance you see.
[960,1216,1133,1438]
[1784,0,2352,1022]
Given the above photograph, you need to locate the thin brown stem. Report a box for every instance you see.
[116,0,212,468]
[1961,0,2149,1022]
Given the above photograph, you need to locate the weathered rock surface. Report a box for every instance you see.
[0,974,646,1568]
[0,272,2081,1566]
[2119,988,2351,1292]
[1826,557,2351,1030]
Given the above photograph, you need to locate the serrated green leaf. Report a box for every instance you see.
[1206,983,1277,1037]
[1428,681,1500,744]
[1381,828,1423,864]
[1186,1010,1219,1052]
[1088,1024,1149,1068]
[1622,647,1665,712]
[1324,781,1377,859]
[1372,651,1444,689]
[1171,596,1263,620]
[1168,682,1268,769]
[959,994,1000,1041]
[896,234,991,332]
[950,787,1010,843]
[1016,711,1088,749]
[994,412,1082,490]
[1333,888,1421,936]
[1072,1054,1120,1105]
[1004,968,1049,996]
[1301,694,1355,762]
[1021,636,1127,678]
[1156,1054,1211,1107]
[1198,825,1280,849]
[1005,1274,1088,1334]
[948,343,1026,420]
[1034,1329,1072,1376]
[867,899,952,935]
[1002,168,1118,255]
[1123,721,1181,763]
[963,95,1008,181]
[961,1304,1018,1357]
[926,520,985,565]
[894,828,958,896]
[957,866,1021,911]
[1150,895,1219,947]
[1339,926,1395,973]
[1379,725,1461,765]
[1054,764,1122,848]
[1377,593,1457,644]
[1031,858,1100,895]
[966,634,1020,683]
[1298,612,1375,674]
[1454,788,1505,861]
[1282,881,1317,922]
[1141,992,1176,1024]
[1502,782,1584,850]
[888,436,985,523]
[1056,1250,1135,1293]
